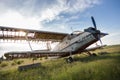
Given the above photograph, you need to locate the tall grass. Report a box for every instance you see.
[0,45,120,80]
[0,62,8,67]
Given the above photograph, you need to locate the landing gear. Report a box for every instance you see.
[86,51,97,56]
[66,56,73,63]
[66,50,74,63]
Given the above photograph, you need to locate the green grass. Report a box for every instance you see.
[0,44,120,80]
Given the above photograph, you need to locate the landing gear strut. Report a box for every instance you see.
[66,50,74,63]
[86,51,97,56]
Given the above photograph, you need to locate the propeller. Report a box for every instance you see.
[91,16,97,30]
[91,16,103,45]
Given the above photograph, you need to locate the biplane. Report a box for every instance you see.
[0,16,108,62]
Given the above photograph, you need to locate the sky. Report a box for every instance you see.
[0,0,120,57]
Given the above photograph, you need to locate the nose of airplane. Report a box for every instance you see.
[91,16,108,45]
[99,32,108,38]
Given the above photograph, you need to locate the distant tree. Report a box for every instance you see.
[0,60,1,64]
[0,56,4,60]
[0,56,4,64]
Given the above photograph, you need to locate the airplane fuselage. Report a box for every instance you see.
[53,31,97,52]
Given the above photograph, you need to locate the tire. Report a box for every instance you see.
[66,57,73,63]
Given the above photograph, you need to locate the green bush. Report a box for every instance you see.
[11,62,16,66]
[40,58,42,60]
[0,62,8,67]
[17,60,24,65]
[45,56,48,59]
[32,57,37,61]
[11,60,24,66]
[13,60,17,63]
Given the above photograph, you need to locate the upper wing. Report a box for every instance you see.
[0,26,68,41]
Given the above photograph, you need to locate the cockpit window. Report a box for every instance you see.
[71,31,83,35]
[66,31,83,40]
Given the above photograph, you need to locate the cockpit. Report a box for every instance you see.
[66,31,83,40]
[71,31,83,35]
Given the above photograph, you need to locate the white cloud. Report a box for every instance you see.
[64,0,100,13]
[0,10,42,29]
[39,0,100,22]
[102,32,120,45]
[0,0,100,31]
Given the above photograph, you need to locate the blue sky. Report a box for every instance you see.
[0,0,120,56]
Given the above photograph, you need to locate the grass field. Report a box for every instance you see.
[0,45,120,80]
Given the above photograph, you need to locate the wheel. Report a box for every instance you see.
[66,57,73,63]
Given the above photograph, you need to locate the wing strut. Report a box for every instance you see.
[25,33,33,51]
[1,29,4,40]
[46,41,51,51]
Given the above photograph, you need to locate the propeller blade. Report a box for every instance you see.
[99,38,103,45]
[98,34,103,45]
[91,16,97,30]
